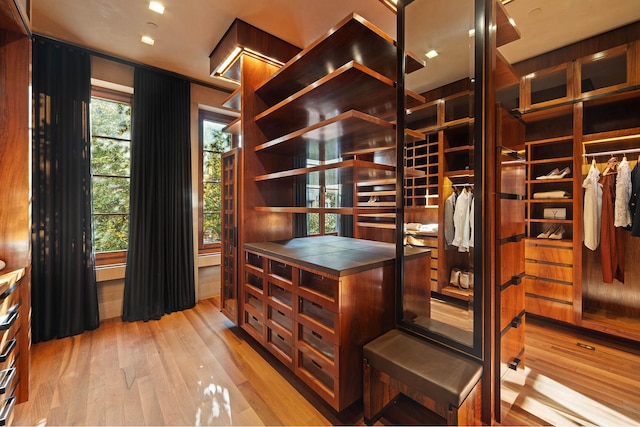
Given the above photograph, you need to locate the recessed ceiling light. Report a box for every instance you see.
[425,50,439,59]
[141,35,155,45]
[149,1,165,14]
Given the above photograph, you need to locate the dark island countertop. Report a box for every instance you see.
[244,235,430,277]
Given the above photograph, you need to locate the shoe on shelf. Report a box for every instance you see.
[549,225,566,240]
[537,224,555,239]
[556,167,571,179]
[536,168,560,180]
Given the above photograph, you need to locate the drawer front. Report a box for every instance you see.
[267,304,293,333]
[268,281,293,309]
[525,293,574,323]
[500,314,525,380]
[525,260,573,283]
[500,284,524,333]
[498,240,524,286]
[245,269,264,293]
[296,347,336,402]
[525,241,573,264]
[498,199,525,239]
[244,288,264,314]
[298,297,337,333]
[0,285,20,319]
[243,310,265,342]
[299,270,339,306]
[524,277,573,303]
[267,326,293,367]
[298,324,336,362]
[245,251,264,270]
[268,259,293,283]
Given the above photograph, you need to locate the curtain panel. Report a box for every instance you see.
[31,38,100,343]
[122,67,195,322]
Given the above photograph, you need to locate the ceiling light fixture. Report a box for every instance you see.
[425,50,439,59]
[149,1,165,14]
[141,35,155,45]
[378,0,397,13]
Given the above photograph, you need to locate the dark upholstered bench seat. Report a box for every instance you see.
[363,329,483,425]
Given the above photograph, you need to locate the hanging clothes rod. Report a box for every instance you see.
[582,147,640,157]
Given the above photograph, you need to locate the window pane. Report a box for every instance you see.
[92,137,130,176]
[203,151,221,182]
[93,214,129,252]
[203,212,221,244]
[203,121,231,152]
[325,214,338,233]
[203,182,221,212]
[307,213,320,235]
[92,176,130,213]
[91,98,131,139]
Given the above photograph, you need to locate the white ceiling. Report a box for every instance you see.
[31,0,640,95]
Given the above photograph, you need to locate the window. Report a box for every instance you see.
[306,159,340,236]
[90,89,132,265]
[199,111,232,252]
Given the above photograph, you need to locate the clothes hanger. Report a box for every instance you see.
[603,156,618,176]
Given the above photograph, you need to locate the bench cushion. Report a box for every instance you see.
[363,329,482,408]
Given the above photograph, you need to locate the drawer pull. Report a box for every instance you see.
[311,359,323,370]
[0,368,15,394]
[508,358,521,371]
[0,311,18,331]
[277,310,285,317]
[0,340,16,363]
[510,316,522,329]
[311,331,323,340]
[251,316,258,322]
[511,273,525,285]
[276,334,285,342]
[0,396,15,426]
[276,262,287,268]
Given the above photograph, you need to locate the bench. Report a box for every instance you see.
[363,329,483,426]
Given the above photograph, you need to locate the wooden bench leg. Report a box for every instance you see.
[363,358,400,425]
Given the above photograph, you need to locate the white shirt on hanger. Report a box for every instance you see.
[583,162,602,251]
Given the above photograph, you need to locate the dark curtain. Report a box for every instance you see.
[31,38,99,343]
[122,67,195,321]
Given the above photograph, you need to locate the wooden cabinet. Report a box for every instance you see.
[503,30,640,341]
[242,237,428,411]
[0,1,32,420]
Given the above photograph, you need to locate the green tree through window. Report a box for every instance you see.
[91,95,131,255]
[201,118,231,248]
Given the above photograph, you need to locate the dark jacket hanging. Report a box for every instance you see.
[31,38,100,343]
[122,67,195,321]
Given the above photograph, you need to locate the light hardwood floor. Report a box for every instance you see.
[12,298,640,426]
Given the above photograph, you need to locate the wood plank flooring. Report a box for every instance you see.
[12,299,640,426]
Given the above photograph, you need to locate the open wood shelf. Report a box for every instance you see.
[254,12,424,105]
[254,159,395,182]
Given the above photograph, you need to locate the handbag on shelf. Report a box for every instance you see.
[459,270,473,290]
[449,268,461,287]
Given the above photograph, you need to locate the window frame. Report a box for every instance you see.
[91,87,132,266]
[198,110,234,254]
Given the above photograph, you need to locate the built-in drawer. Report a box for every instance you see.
[525,241,573,264]
[298,297,337,333]
[525,260,573,283]
[500,283,524,333]
[525,293,573,323]
[298,324,336,362]
[297,347,336,398]
[244,288,264,314]
[524,277,573,303]
[0,365,16,427]
[267,326,293,366]
[245,251,264,270]
[267,304,293,333]
[245,270,264,293]
[268,260,293,283]
[299,270,338,305]
[500,313,525,380]
[0,395,15,427]
[243,311,265,341]
[268,282,293,309]
[498,240,524,286]
[0,284,20,320]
